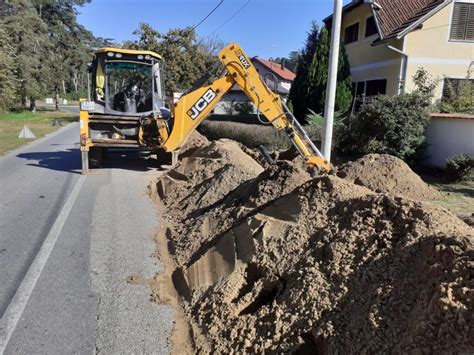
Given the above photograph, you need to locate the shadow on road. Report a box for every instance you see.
[100,149,166,172]
[17,148,166,173]
[16,149,82,174]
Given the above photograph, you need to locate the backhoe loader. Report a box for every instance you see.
[79,43,330,173]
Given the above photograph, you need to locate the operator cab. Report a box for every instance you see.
[90,48,165,116]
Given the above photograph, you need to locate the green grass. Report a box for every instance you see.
[432,180,474,216]
[0,108,77,155]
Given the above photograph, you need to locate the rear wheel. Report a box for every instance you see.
[89,147,103,168]
[81,151,89,174]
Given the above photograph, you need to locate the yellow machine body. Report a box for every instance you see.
[80,43,330,173]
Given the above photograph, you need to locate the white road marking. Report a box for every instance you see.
[0,174,86,354]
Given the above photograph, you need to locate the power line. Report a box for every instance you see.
[210,0,250,35]
[191,0,224,31]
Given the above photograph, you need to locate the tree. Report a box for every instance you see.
[270,51,299,73]
[306,27,352,116]
[289,23,352,121]
[0,0,96,107]
[1,0,51,105]
[0,28,18,111]
[289,21,320,120]
[439,65,474,115]
[125,23,220,96]
[32,0,95,97]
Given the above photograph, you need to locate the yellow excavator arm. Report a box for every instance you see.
[161,43,330,171]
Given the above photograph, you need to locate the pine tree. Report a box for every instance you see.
[289,21,320,120]
[289,23,353,121]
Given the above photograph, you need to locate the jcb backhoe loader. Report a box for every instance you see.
[79,43,329,173]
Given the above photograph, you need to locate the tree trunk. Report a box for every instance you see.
[73,70,79,92]
[55,87,59,111]
[29,96,36,112]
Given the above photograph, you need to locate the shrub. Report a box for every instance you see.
[234,102,254,115]
[341,92,431,161]
[306,109,324,128]
[197,120,321,151]
[445,154,474,182]
[306,109,346,129]
[439,77,474,115]
[412,67,439,97]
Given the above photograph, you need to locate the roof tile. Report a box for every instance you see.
[251,57,296,81]
[375,0,445,38]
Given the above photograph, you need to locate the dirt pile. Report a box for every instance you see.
[160,154,312,267]
[180,130,210,157]
[152,147,474,353]
[337,154,441,200]
[155,138,264,219]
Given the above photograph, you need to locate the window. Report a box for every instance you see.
[344,23,359,44]
[352,79,387,109]
[450,2,474,41]
[365,16,377,37]
[105,61,153,113]
[366,79,387,96]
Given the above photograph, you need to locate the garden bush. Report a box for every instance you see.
[340,92,431,161]
[445,153,474,182]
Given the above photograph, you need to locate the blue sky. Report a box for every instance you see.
[77,0,350,59]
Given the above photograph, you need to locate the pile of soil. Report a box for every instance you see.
[155,138,263,219]
[151,143,473,353]
[336,154,441,200]
[180,130,210,157]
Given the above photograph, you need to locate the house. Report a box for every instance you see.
[212,57,296,115]
[251,57,296,96]
[324,0,474,101]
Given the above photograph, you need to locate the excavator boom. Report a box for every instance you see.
[162,43,330,172]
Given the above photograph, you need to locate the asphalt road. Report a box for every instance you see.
[0,119,174,354]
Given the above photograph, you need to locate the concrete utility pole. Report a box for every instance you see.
[322,0,343,163]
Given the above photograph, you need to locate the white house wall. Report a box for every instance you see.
[425,117,474,167]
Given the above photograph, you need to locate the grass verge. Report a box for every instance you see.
[433,180,474,216]
[0,108,77,155]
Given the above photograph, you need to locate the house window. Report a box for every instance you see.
[344,23,359,44]
[366,79,387,96]
[353,79,387,109]
[442,78,474,100]
[365,16,377,37]
[450,2,474,41]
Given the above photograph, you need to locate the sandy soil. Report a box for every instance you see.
[149,134,473,353]
[336,154,442,200]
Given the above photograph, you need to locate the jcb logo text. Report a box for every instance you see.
[236,51,250,69]
[188,89,217,120]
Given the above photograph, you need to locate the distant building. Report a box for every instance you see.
[324,0,474,101]
[252,57,296,96]
[213,57,296,115]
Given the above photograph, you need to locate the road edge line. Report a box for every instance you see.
[0,174,86,354]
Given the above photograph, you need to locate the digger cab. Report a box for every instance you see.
[79,48,166,173]
[88,48,165,116]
